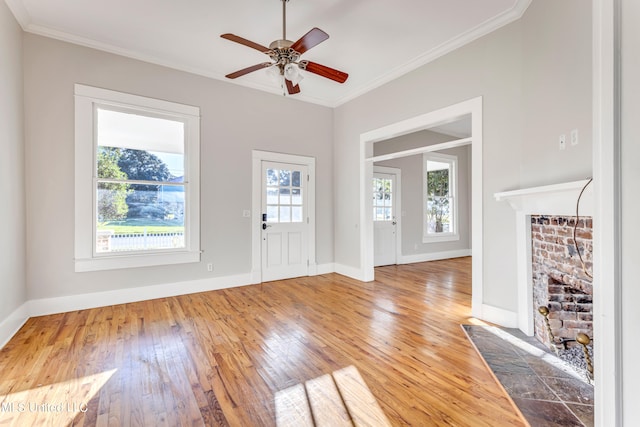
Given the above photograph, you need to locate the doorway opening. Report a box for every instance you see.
[359,97,483,318]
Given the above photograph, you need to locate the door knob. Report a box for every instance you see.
[262,223,272,230]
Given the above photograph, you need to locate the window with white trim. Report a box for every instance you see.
[74,85,201,271]
[423,152,459,243]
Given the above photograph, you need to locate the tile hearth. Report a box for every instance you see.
[462,325,593,427]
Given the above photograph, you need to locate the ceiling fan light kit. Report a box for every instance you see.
[220,0,348,95]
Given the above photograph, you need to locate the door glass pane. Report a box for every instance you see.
[266,205,278,222]
[291,188,302,205]
[279,170,291,186]
[385,208,392,220]
[266,168,279,186]
[372,176,393,222]
[279,188,291,204]
[264,166,304,224]
[280,206,291,222]
[292,171,301,187]
[267,188,278,204]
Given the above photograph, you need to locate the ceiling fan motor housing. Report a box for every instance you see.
[268,40,301,70]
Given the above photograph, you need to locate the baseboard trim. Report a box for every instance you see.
[0,303,30,348]
[399,249,472,265]
[480,304,519,328]
[28,273,254,317]
[3,264,343,345]
[315,263,335,275]
[334,263,366,281]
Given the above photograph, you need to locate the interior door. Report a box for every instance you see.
[261,161,309,282]
[373,172,397,267]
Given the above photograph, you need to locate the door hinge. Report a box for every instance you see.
[307,174,310,182]
[307,217,309,224]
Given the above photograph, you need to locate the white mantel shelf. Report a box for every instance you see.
[494,179,593,216]
[494,179,594,336]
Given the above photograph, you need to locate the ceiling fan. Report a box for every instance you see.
[221,0,348,95]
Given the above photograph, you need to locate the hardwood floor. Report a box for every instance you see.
[0,257,525,426]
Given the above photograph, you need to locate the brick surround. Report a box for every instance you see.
[531,215,593,348]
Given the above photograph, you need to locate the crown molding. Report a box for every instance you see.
[7,0,532,108]
[4,0,31,29]
[21,22,335,107]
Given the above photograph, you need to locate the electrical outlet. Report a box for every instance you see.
[207,263,213,272]
[559,134,566,150]
[571,129,579,146]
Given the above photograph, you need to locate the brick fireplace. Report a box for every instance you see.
[494,180,593,337]
[530,215,593,348]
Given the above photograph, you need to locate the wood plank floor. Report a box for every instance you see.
[0,257,526,426]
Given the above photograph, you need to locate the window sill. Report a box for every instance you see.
[75,250,201,272]
[422,234,460,244]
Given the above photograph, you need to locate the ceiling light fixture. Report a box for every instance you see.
[221,0,348,96]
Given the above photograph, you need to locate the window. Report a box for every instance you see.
[74,85,200,271]
[423,152,458,242]
[265,167,304,223]
[372,175,393,221]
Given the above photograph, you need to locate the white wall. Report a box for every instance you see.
[334,0,592,314]
[0,1,27,340]
[376,131,471,258]
[620,0,640,421]
[22,34,334,300]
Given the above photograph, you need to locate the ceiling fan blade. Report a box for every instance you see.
[285,79,301,95]
[300,61,348,84]
[225,63,273,79]
[221,33,271,53]
[290,27,329,55]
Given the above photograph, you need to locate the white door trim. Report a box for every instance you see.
[251,150,316,283]
[373,166,402,265]
[360,96,483,319]
[593,0,621,424]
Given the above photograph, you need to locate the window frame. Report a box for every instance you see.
[423,152,459,243]
[74,84,201,272]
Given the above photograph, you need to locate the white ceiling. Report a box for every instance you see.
[5,0,531,107]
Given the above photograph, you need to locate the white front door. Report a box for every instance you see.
[373,171,398,267]
[261,161,309,282]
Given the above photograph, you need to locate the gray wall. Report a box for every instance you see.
[521,0,593,187]
[22,34,334,300]
[621,0,639,421]
[0,2,26,326]
[334,0,592,313]
[375,130,471,257]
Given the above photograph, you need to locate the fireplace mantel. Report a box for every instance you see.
[494,179,594,335]
[495,179,593,216]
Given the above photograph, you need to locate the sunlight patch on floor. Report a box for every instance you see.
[0,369,117,425]
[275,365,391,427]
